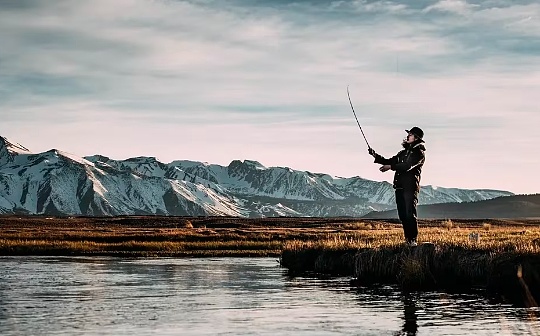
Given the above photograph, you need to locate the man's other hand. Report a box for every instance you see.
[379,165,391,172]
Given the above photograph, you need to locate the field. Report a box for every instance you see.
[1,216,540,305]
[0,216,538,257]
[0,216,381,257]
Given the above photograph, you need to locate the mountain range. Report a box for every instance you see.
[0,135,513,217]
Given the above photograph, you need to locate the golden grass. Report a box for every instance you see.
[1,217,539,257]
[283,226,540,252]
[0,217,349,257]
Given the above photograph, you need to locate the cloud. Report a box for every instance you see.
[0,0,539,193]
[423,0,479,15]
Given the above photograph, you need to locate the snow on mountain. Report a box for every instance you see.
[0,137,247,216]
[0,136,31,155]
[0,136,32,166]
[419,185,510,204]
[173,160,347,201]
[0,135,514,217]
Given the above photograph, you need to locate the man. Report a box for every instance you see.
[368,127,426,246]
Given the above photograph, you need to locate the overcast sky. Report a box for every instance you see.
[1,0,539,194]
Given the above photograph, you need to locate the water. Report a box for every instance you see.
[0,257,539,335]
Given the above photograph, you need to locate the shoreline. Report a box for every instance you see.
[280,225,540,307]
[2,216,540,305]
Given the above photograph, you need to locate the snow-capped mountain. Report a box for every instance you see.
[0,136,513,217]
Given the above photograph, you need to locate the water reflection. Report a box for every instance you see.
[401,294,418,336]
[350,285,540,336]
[0,257,539,336]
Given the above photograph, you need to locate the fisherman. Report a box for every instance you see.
[368,127,426,246]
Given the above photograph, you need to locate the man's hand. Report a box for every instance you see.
[368,148,376,157]
[379,165,391,172]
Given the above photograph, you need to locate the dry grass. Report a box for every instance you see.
[1,217,539,257]
[283,226,540,252]
[0,228,290,257]
[0,216,375,257]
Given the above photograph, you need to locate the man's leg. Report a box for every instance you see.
[402,189,419,242]
[395,189,410,241]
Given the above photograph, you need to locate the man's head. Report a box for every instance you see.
[404,126,424,144]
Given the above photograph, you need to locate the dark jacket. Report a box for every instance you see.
[373,140,426,191]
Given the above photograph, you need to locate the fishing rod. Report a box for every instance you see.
[347,85,371,150]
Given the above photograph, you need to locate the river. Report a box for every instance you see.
[0,257,538,335]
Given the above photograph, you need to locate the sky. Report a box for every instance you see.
[0,0,539,194]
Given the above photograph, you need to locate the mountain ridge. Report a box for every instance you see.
[0,135,514,217]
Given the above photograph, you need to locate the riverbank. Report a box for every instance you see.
[281,224,540,306]
[2,216,540,305]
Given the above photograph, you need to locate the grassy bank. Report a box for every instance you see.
[0,216,389,257]
[281,225,540,306]
[0,216,538,258]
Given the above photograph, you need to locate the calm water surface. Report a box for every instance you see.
[0,257,539,335]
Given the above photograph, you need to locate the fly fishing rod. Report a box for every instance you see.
[347,85,371,150]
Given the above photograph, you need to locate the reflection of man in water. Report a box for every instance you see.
[401,294,418,336]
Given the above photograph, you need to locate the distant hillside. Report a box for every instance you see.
[363,194,540,219]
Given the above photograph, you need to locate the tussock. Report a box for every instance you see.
[441,219,454,230]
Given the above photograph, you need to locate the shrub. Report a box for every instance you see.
[442,219,454,230]
[345,222,373,230]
